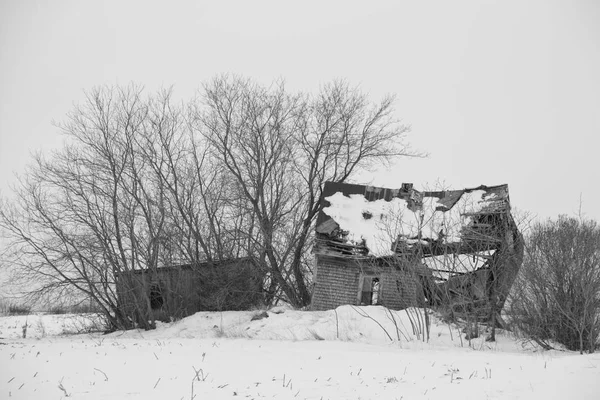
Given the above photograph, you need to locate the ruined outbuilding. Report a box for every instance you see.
[311,181,523,323]
[116,258,264,322]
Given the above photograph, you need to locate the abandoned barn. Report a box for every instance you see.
[116,258,264,321]
[311,181,523,321]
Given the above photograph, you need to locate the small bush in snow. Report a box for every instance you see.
[8,303,31,315]
[48,305,68,315]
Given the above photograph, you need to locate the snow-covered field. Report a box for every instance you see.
[1,306,599,399]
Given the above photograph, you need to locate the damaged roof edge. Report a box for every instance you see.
[315,181,513,257]
[317,181,510,226]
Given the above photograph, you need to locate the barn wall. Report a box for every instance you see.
[115,259,264,322]
[194,260,264,311]
[115,269,193,322]
[115,272,151,321]
[157,268,201,320]
[311,255,420,311]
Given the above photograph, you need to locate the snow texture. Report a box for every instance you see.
[1,307,599,399]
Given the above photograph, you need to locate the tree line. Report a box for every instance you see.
[0,76,414,329]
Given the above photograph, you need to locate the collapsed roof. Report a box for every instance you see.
[315,181,511,257]
[314,181,524,321]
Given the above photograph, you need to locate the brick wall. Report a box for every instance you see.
[311,256,360,311]
[379,268,419,310]
[311,255,421,311]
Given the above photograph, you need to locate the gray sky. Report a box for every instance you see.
[1,0,599,221]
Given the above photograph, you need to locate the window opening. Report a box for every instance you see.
[149,283,164,310]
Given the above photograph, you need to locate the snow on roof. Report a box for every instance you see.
[322,193,415,256]
[322,188,502,257]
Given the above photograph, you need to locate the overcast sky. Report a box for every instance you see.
[1,0,599,221]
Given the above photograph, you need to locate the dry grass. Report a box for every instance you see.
[307,329,325,340]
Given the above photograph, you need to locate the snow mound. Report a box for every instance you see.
[3,307,597,400]
[0,306,544,353]
[99,306,532,352]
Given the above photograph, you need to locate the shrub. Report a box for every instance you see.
[0,298,8,315]
[69,302,102,314]
[507,216,600,353]
[8,303,32,315]
[49,305,68,314]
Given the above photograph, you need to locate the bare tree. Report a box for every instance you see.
[0,85,188,329]
[0,76,419,327]
[195,76,417,307]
